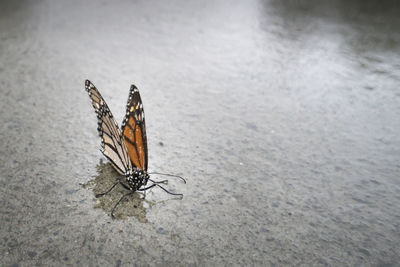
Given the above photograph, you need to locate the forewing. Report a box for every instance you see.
[85,80,132,174]
[121,85,148,171]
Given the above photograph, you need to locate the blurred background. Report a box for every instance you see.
[1,0,399,265]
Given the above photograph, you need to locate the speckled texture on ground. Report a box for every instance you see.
[1,0,400,266]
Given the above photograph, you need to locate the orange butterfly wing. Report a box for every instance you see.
[121,85,148,171]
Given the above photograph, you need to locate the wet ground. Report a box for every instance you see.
[1,0,400,266]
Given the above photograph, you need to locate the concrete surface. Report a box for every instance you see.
[1,0,400,266]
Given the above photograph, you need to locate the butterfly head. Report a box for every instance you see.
[125,168,149,190]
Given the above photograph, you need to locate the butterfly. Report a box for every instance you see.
[85,80,185,218]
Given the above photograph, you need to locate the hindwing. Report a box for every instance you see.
[121,85,148,171]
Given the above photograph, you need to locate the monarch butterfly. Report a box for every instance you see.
[85,80,185,218]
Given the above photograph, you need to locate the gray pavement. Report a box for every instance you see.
[1,0,399,266]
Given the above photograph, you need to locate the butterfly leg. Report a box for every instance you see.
[156,184,183,199]
[111,191,134,219]
[138,184,183,199]
[96,180,131,198]
[96,180,120,197]
[149,178,168,185]
[119,181,131,190]
[136,183,157,199]
[138,183,157,191]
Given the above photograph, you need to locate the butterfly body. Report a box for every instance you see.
[125,168,149,191]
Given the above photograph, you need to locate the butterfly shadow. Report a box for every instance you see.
[82,159,155,222]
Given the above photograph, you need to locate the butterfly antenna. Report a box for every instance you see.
[148,172,187,184]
